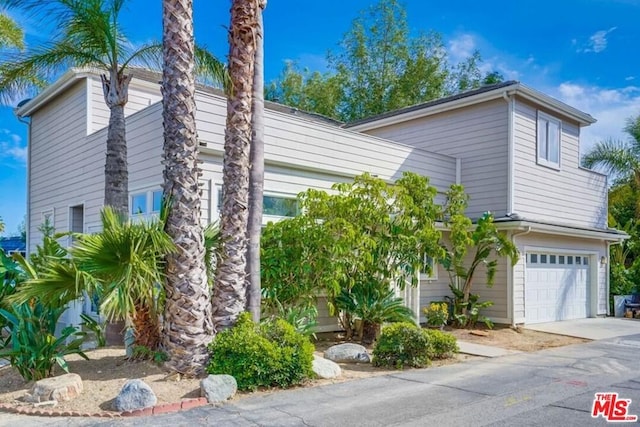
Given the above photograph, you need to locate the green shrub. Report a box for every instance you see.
[0,302,88,381]
[372,322,430,369]
[207,313,315,391]
[424,329,458,359]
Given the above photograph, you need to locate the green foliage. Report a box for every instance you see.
[80,313,106,348]
[263,304,319,338]
[204,221,222,286]
[440,186,518,326]
[207,313,314,391]
[0,302,88,381]
[423,302,448,327]
[131,345,169,365]
[424,329,459,360]
[261,172,442,338]
[0,13,24,50]
[447,288,494,329]
[265,0,501,122]
[372,322,430,369]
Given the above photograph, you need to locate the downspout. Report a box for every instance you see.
[509,226,532,327]
[16,112,31,255]
[502,91,515,215]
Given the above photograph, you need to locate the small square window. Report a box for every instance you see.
[540,254,547,264]
[567,256,573,265]
[559,255,565,264]
[132,193,147,215]
[550,255,556,264]
[530,254,538,264]
[583,257,589,265]
[576,257,581,265]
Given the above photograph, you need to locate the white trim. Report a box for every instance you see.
[507,96,515,214]
[86,78,93,135]
[347,83,596,132]
[67,203,86,247]
[496,220,627,242]
[419,254,438,281]
[536,111,562,170]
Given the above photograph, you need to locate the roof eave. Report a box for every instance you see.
[495,220,627,241]
[515,84,596,126]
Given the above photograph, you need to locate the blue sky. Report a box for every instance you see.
[1,0,639,235]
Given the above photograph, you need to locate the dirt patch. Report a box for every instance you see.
[446,325,589,352]
[0,326,581,415]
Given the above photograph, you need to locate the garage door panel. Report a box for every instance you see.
[526,252,590,324]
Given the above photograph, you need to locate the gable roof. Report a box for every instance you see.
[346,81,597,130]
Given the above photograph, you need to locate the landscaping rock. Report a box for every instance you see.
[324,343,371,363]
[113,379,157,412]
[200,375,237,403]
[312,355,342,379]
[27,373,83,403]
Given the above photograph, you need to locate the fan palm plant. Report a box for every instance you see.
[11,207,175,350]
[583,115,640,186]
[0,0,225,216]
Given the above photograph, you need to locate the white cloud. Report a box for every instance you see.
[548,83,640,155]
[0,129,27,165]
[577,27,617,53]
[448,33,476,62]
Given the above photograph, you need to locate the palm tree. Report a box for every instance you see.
[583,115,640,186]
[0,12,23,50]
[213,0,260,331]
[161,0,214,376]
[0,0,225,218]
[246,1,266,322]
[0,0,161,216]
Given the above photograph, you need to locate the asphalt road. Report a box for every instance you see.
[3,334,640,426]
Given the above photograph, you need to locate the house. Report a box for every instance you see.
[16,68,626,329]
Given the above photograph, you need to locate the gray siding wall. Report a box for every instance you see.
[512,233,608,323]
[29,80,94,250]
[362,99,509,219]
[513,99,607,229]
[88,76,162,134]
[419,232,510,323]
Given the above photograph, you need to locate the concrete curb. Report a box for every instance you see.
[0,397,209,418]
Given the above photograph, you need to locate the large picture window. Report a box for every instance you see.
[537,111,561,169]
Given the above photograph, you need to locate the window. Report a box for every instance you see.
[152,190,163,213]
[217,189,298,218]
[530,254,538,264]
[131,189,162,217]
[421,254,438,280]
[537,111,561,169]
[131,193,147,215]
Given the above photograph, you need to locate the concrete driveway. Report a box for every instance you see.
[526,317,640,340]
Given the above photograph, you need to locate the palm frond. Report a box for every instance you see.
[0,12,24,49]
[195,46,229,90]
[581,138,639,179]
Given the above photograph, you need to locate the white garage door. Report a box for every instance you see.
[525,252,591,324]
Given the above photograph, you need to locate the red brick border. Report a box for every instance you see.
[0,397,209,418]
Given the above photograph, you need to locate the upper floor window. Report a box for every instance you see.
[216,188,298,219]
[537,111,561,169]
[420,254,438,281]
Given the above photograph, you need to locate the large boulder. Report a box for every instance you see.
[200,375,237,403]
[113,379,157,412]
[312,355,342,379]
[27,373,83,403]
[324,343,371,363]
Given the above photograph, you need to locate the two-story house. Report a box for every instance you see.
[16,69,625,329]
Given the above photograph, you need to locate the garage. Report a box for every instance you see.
[525,252,591,323]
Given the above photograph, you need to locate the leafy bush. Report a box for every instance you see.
[0,302,88,381]
[207,313,315,391]
[448,288,494,329]
[263,304,318,338]
[423,302,448,327]
[372,322,430,369]
[424,329,458,359]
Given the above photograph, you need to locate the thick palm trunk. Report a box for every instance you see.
[213,0,259,331]
[101,73,131,218]
[161,0,213,376]
[246,1,266,323]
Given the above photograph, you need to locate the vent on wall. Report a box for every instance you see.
[198,140,207,147]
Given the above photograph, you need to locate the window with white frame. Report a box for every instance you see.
[537,111,561,169]
[130,189,163,217]
[216,187,298,219]
[420,254,438,280]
